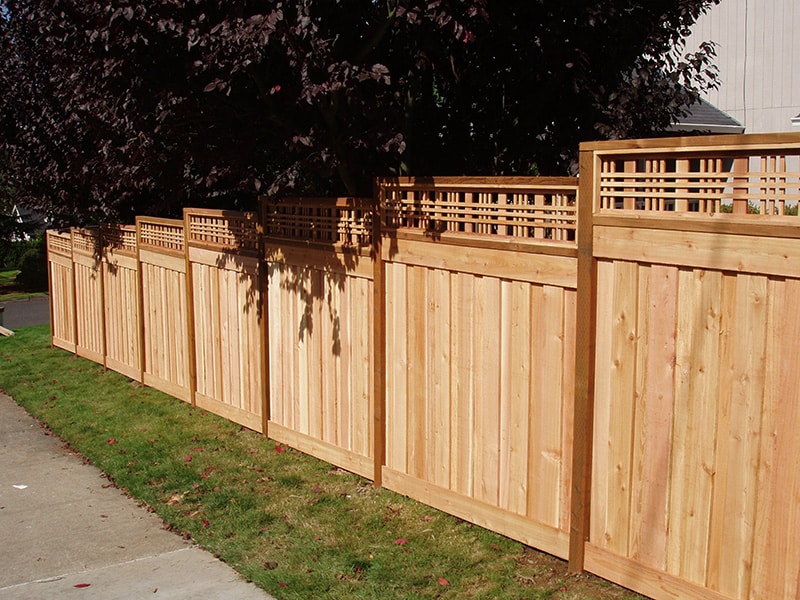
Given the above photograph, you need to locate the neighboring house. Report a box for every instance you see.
[10,204,47,241]
[670,97,745,135]
[684,0,800,134]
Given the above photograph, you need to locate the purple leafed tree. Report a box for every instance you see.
[0,1,719,224]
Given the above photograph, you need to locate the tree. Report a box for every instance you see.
[0,1,720,223]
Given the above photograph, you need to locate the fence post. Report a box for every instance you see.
[69,229,79,357]
[135,218,147,383]
[98,229,108,371]
[183,210,198,407]
[569,145,599,572]
[372,185,386,487]
[258,201,271,436]
[46,231,55,349]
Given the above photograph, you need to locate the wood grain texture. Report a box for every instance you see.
[265,245,375,472]
[382,235,576,552]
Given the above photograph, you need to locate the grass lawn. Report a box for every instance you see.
[0,325,645,600]
[0,268,19,285]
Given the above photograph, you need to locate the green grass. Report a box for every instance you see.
[0,291,48,301]
[0,325,645,600]
[0,268,19,285]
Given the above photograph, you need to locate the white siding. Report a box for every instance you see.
[685,0,800,133]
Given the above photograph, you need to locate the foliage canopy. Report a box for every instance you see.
[0,0,719,223]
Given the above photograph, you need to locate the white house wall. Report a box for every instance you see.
[685,0,800,134]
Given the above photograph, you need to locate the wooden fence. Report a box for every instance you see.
[45,132,800,600]
[574,133,800,600]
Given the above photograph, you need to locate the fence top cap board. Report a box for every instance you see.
[377,176,579,193]
[580,131,800,155]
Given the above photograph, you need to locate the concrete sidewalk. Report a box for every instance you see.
[0,393,276,600]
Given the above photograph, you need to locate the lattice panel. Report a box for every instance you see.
[102,225,137,254]
[138,219,185,252]
[262,198,373,247]
[599,154,800,215]
[47,231,73,257]
[71,228,100,255]
[382,186,577,243]
[186,210,260,254]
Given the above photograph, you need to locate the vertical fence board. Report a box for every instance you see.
[449,271,474,497]
[628,264,677,570]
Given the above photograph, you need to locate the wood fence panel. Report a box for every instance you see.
[582,135,800,600]
[378,177,579,560]
[264,247,374,478]
[186,209,265,433]
[47,230,76,352]
[101,225,141,381]
[71,228,104,364]
[262,197,375,479]
[137,218,191,402]
[382,246,576,559]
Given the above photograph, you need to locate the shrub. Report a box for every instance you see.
[15,235,47,291]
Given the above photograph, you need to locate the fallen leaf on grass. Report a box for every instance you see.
[394,538,408,546]
[274,444,286,453]
[107,438,116,445]
[438,577,450,586]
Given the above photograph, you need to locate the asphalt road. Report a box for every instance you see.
[0,296,50,329]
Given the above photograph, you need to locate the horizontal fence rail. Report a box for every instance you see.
[45,133,800,600]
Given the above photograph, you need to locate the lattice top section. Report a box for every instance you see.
[47,230,73,258]
[138,218,185,252]
[597,153,800,216]
[262,197,374,247]
[380,178,578,244]
[186,210,260,254]
[71,228,100,256]
[101,225,137,255]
